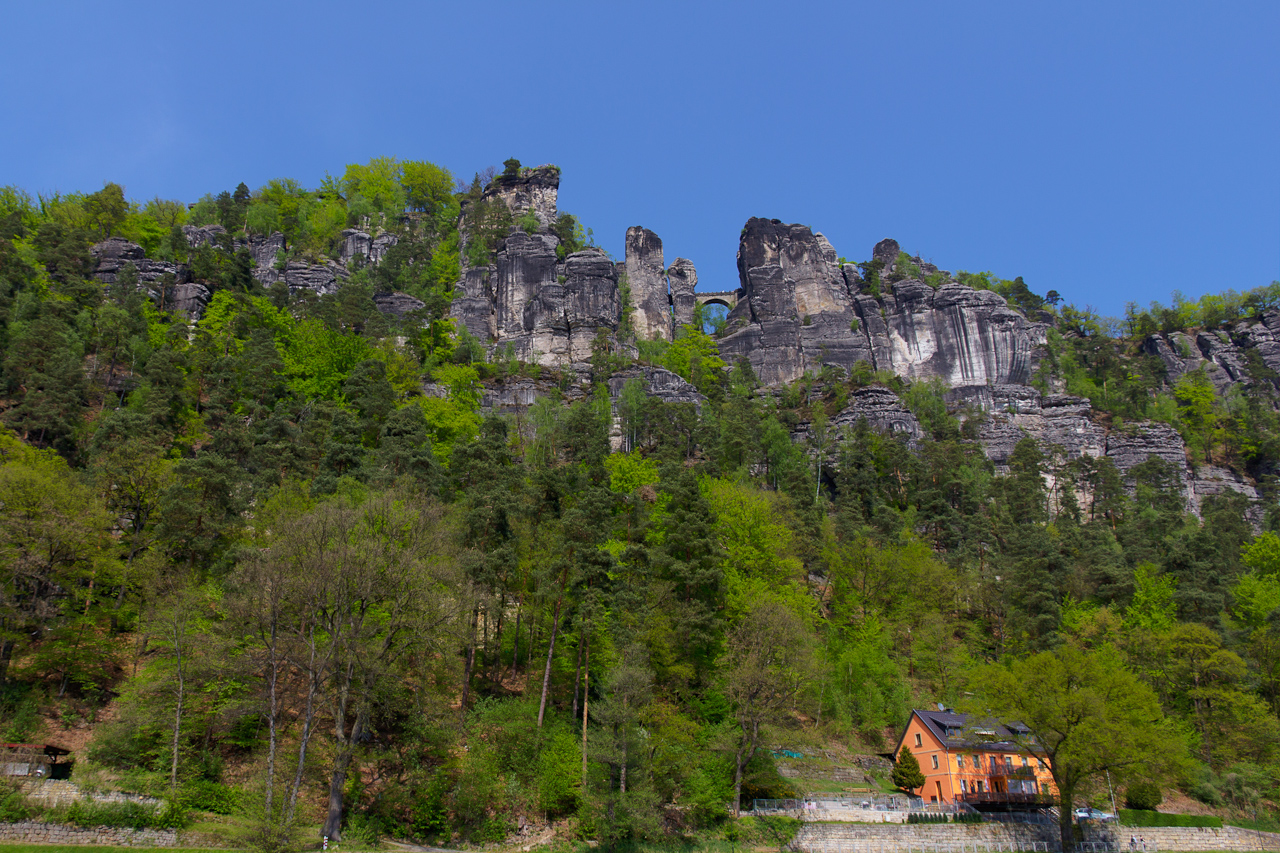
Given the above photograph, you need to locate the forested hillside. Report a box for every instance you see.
[1,158,1280,848]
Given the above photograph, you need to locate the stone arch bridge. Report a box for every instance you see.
[693,290,741,311]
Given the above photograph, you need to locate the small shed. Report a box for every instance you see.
[0,744,72,779]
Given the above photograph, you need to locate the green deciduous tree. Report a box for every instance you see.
[972,644,1188,853]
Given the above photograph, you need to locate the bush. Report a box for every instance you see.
[58,797,189,830]
[1118,809,1222,828]
[177,780,242,815]
[0,783,36,822]
[1124,780,1163,811]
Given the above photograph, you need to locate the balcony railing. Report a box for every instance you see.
[960,791,1054,807]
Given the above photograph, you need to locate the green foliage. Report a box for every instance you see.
[892,747,925,791]
[1123,780,1163,811]
[1118,809,1221,828]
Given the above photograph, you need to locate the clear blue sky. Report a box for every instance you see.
[3,1,1278,317]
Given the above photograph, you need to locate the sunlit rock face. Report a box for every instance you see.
[718,218,1043,390]
[625,226,671,343]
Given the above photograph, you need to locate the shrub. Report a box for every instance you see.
[1119,809,1221,828]
[177,780,242,815]
[0,783,36,822]
[1124,780,1163,811]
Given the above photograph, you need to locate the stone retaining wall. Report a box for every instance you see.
[791,822,1280,852]
[19,779,164,806]
[0,821,178,846]
[792,822,1057,851]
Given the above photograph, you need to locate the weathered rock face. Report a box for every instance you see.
[450,266,496,341]
[829,387,924,445]
[485,165,560,228]
[1142,313,1280,398]
[625,227,671,342]
[606,366,704,408]
[170,283,211,320]
[280,260,348,295]
[373,291,425,320]
[465,236,621,366]
[718,221,1044,389]
[181,224,225,248]
[493,231,559,347]
[90,238,187,289]
[668,258,698,329]
[340,229,399,266]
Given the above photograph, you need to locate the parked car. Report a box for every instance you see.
[1074,807,1116,822]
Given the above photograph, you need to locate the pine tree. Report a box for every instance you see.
[893,746,926,792]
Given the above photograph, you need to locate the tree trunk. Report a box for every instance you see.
[264,623,280,818]
[460,605,478,724]
[571,629,584,720]
[170,626,185,789]
[732,719,759,818]
[1058,784,1075,853]
[537,589,566,728]
[508,599,522,679]
[581,635,589,789]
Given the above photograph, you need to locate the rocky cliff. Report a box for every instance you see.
[718,218,1045,389]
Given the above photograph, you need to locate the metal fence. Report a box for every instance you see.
[756,796,948,813]
[794,843,1054,853]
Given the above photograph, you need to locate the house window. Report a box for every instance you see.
[990,756,999,771]
[1041,783,1050,795]
[960,779,968,793]
[1022,757,1029,767]
[1038,759,1047,771]
[1004,756,1013,769]
[932,755,939,769]
[957,755,965,769]
[915,733,922,748]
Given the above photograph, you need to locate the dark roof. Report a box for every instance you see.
[0,744,71,757]
[908,709,1041,754]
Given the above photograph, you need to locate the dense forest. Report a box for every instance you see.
[1,157,1280,850]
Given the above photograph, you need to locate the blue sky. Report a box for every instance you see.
[3,1,1277,317]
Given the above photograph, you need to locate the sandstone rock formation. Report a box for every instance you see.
[90,238,187,289]
[668,258,698,329]
[718,219,1045,390]
[485,165,560,229]
[373,291,426,320]
[625,227,671,342]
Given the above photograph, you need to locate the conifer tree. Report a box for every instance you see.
[893,746,925,792]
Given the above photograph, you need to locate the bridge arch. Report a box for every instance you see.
[694,290,740,311]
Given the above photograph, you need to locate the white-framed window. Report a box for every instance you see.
[957,755,965,769]
[915,733,922,748]
[932,754,939,769]
[960,779,968,793]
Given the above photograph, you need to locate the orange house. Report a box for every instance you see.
[894,708,1057,807]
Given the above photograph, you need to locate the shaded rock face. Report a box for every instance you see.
[485,165,560,228]
[170,283,211,320]
[718,220,1044,389]
[830,387,924,445]
[373,291,425,320]
[90,238,187,289]
[182,224,225,248]
[668,258,698,329]
[473,239,620,365]
[606,366,704,408]
[1142,313,1280,397]
[450,266,496,341]
[625,227,671,342]
[340,229,399,266]
[493,231,559,352]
